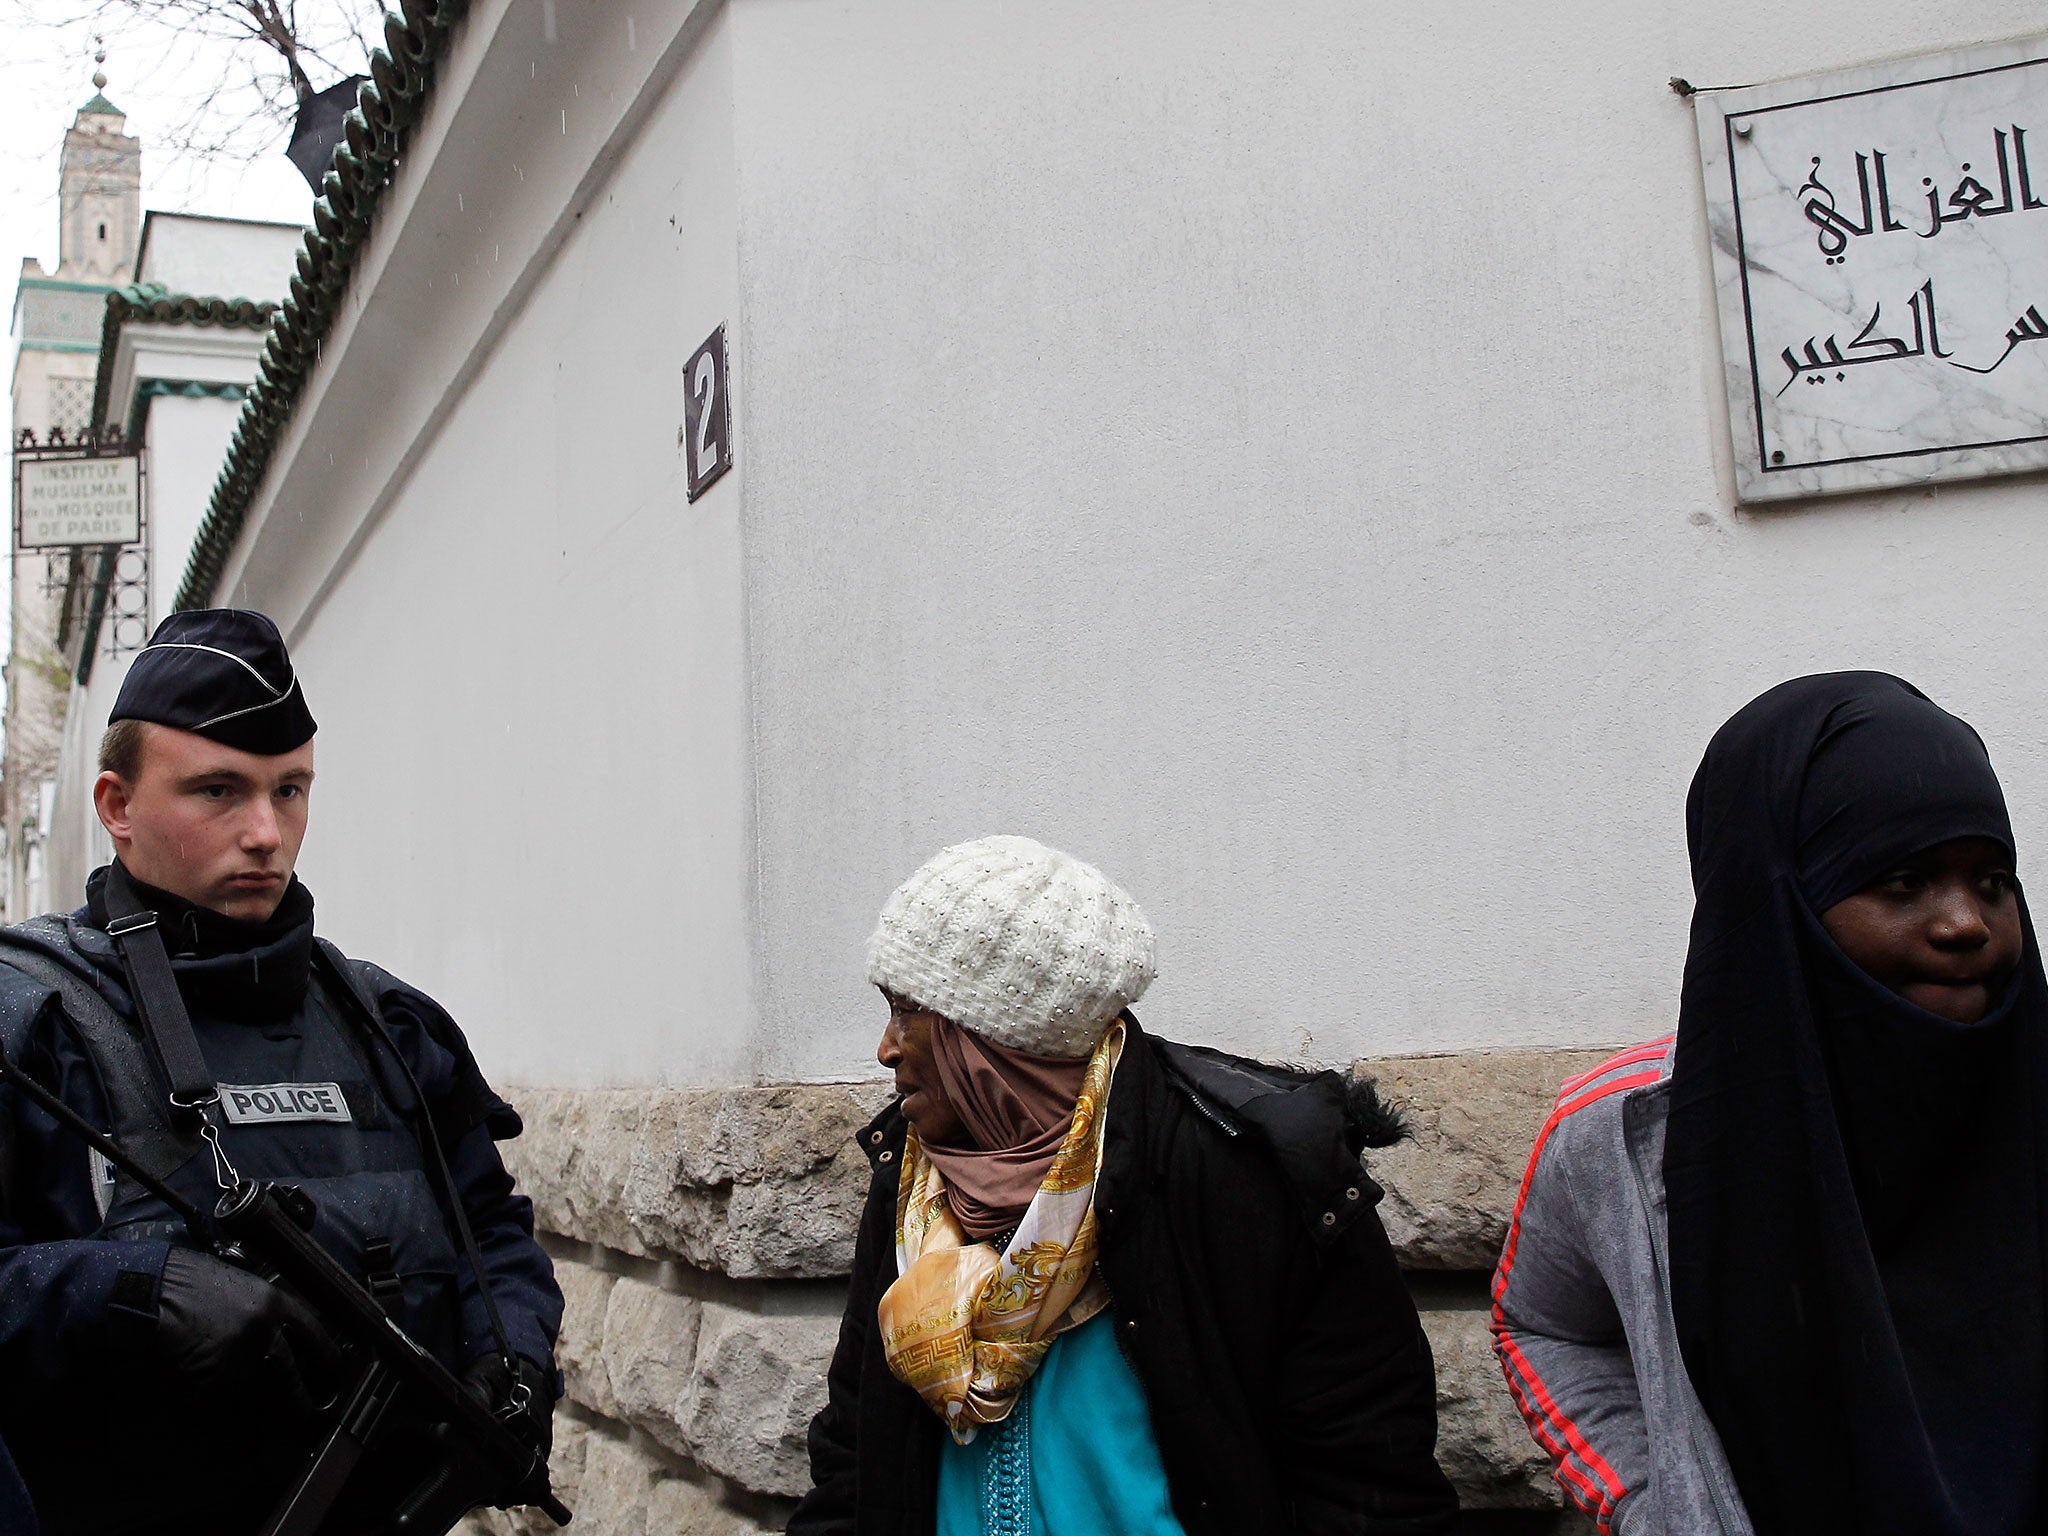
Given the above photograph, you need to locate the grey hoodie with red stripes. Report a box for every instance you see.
[1488,1041,1756,1536]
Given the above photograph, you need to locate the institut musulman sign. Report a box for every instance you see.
[1698,35,2048,502]
[16,455,140,549]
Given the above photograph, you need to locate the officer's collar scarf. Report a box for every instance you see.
[1665,673,2048,1535]
[87,861,315,1023]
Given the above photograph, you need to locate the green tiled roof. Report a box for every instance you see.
[80,93,121,116]
[176,0,467,611]
[88,283,280,441]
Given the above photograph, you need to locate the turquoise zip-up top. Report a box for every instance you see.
[937,1310,1187,1536]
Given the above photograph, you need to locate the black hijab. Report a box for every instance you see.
[1665,672,2048,1535]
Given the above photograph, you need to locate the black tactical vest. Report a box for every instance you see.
[0,915,464,1363]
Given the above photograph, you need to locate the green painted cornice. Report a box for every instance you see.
[127,378,251,440]
[108,282,277,323]
[16,277,118,294]
[89,283,280,442]
[175,0,470,611]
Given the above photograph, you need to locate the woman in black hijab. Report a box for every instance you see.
[1666,671,2044,1533]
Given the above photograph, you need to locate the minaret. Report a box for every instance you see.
[5,52,144,923]
[54,50,141,284]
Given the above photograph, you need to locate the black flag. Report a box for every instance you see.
[286,75,369,192]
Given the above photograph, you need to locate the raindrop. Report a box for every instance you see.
[627,17,637,50]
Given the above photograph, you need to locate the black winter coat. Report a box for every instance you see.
[788,1017,1457,1536]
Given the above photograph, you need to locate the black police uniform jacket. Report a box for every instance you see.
[788,1015,1458,1536]
[0,872,562,1535]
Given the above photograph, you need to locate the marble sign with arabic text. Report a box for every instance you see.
[1698,36,2048,501]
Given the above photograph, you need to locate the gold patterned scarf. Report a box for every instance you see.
[877,1021,1124,1443]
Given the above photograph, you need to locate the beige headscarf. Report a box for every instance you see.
[877,1021,1124,1441]
[919,1015,1092,1240]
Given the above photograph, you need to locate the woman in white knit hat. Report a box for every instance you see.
[789,836,1455,1536]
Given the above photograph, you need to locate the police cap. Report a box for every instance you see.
[110,609,316,755]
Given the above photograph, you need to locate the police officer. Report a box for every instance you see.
[0,610,563,1535]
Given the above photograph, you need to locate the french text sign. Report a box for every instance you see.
[684,325,732,503]
[18,456,141,547]
[1698,37,2048,501]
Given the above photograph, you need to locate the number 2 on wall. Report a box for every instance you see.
[684,325,732,503]
[692,353,719,478]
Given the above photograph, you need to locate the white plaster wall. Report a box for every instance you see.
[267,5,751,1088]
[200,0,2048,1093]
[143,390,247,623]
[728,0,2048,1079]
[137,214,304,301]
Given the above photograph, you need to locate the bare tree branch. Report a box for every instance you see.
[10,0,384,165]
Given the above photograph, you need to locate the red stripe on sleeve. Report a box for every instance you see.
[1496,1330,1627,1523]
[1495,1341,1612,1524]
[1557,1036,1675,1099]
[1485,1050,1672,1534]
[1492,1067,1665,1306]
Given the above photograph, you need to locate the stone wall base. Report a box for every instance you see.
[463,1411,787,1536]
[469,1046,1635,1532]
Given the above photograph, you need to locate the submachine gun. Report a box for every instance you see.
[215,1176,572,1532]
[0,1035,572,1536]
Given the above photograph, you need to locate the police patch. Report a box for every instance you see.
[218,1082,353,1125]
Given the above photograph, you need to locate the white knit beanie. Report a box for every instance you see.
[866,835,1158,1059]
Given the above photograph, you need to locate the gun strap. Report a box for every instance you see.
[312,942,522,1381]
[100,864,219,1130]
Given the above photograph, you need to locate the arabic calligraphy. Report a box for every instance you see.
[1798,125,2045,262]
[1778,280,1948,394]
[1775,282,2048,391]
[1703,40,2048,499]
[1949,303,2048,374]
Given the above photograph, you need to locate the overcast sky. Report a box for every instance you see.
[2,11,332,311]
